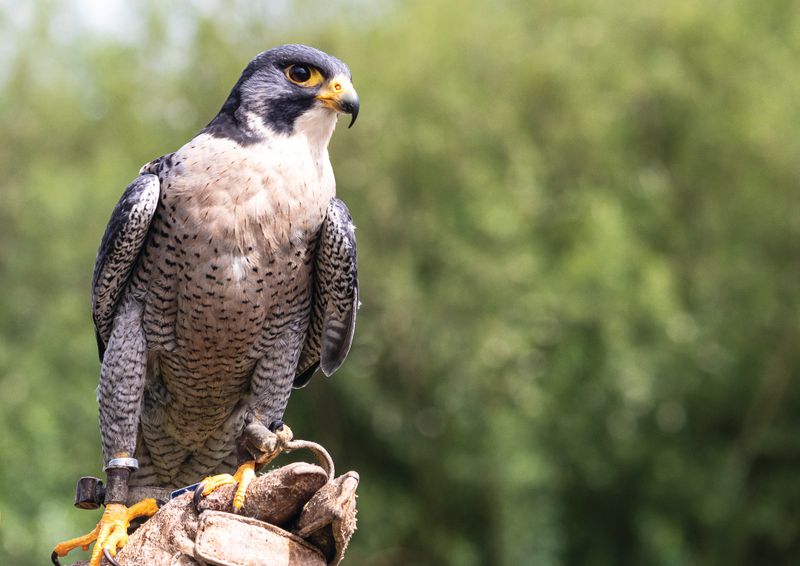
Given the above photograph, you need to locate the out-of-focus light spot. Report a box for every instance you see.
[656,401,687,433]
[415,407,444,438]
[697,343,731,375]
[606,409,636,441]
[372,405,402,437]
[0,373,30,407]
[163,98,197,131]
[666,313,698,344]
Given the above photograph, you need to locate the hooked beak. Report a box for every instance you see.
[316,75,360,128]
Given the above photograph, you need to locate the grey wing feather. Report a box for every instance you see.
[295,198,359,387]
[92,174,160,361]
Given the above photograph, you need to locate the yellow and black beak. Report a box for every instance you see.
[315,76,360,128]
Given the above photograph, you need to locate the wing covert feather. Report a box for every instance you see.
[92,174,160,360]
[294,198,359,387]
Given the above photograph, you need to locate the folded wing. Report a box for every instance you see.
[91,174,160,361]
[295,198,359,387]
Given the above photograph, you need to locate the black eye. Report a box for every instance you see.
[288,64,311,83]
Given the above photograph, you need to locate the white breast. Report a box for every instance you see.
[165,127,337,256]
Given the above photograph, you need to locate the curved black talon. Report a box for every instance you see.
[51,551,61,566]
[268,419,285,432]
[192,481,207,512]
[103,547,122,566]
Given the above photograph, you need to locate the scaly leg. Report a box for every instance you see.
[196,346,299,512]
[193,420,294,511]
[51,498,159,566]
[193,460,256,511]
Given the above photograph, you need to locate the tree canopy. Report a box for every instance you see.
[0,1,798,564]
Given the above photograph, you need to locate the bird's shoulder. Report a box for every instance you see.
[140,152,177,179]
[142,134,271,181]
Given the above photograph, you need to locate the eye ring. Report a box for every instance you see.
[287,64,312,83]
[284,63,324,87]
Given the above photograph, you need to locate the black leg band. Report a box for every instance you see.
[104,468,131,505]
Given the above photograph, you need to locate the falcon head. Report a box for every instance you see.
[206,44,359,143]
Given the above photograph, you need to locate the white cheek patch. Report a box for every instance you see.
[293,105,338,146]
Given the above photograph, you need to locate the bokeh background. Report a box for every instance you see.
[1,1,799,564]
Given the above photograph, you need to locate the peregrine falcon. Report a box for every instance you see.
[52,44,359,566]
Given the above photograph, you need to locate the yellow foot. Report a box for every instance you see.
[51,498,159,566]
[193,460,256,512]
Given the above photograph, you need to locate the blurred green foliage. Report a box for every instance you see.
[1,0,799,564]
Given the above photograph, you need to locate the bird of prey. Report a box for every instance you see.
[52,44,359,566]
